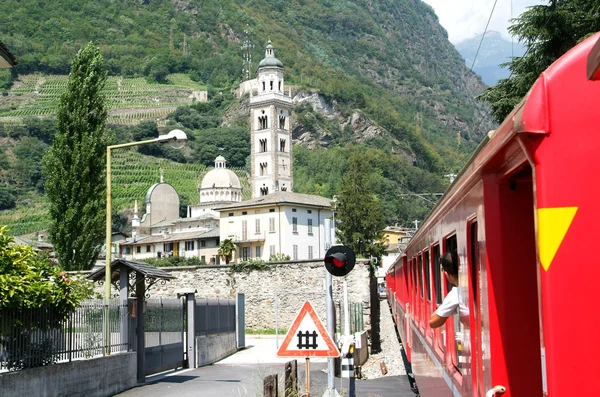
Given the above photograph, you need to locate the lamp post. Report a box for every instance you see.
[104,129,187,354]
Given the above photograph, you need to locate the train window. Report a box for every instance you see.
[418,255,424,298]
[445,235,458,293]
[424,250,431,301]
[469,221,484,395]
[433,244,442,305]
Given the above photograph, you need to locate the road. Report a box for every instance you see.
[117,336,415,397]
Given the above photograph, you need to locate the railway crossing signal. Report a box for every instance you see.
[324,245,356,277]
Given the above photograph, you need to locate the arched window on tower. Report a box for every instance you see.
[262,81,265,91]
[260,162,268,176]
[280,138,286,152]
[279,116,286,130]
[259,138,267,152]
[258,116,268,129]
[270,81,273,90]
[278,81,281,91]
[260,185,269,196]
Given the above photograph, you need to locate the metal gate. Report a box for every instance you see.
[144,298,185,376]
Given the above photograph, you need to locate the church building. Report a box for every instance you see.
[120,171,221,264]
[216,41,334,262]
[120,41,334,264]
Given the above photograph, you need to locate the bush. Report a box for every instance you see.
[269,253,291,262]
[144,256,207,267]
[0,226,94,312]
[229,259,270,273]
[0,227,96,370]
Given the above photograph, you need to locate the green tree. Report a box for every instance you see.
[43,42,108,271]
[0,226,94,311]
[0,185,16,210]
[480,0,600,123]
[335,152,386,259]
[218,238,237,264]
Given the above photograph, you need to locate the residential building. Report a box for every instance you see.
[217,191,333,262]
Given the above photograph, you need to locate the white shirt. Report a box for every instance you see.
[435,287,469,318]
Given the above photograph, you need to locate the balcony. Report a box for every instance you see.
[229,231,267,244]
[250,91,292,105]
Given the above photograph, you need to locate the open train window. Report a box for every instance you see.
[418,255,424,298]
[424,250,431,301]
[445,235,458,293]
[433,244,442,304]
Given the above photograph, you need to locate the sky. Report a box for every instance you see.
[421,0,546,44]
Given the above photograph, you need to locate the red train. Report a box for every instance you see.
[386,32,600,397]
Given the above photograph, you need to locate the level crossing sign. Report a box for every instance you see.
[277,300,340,357]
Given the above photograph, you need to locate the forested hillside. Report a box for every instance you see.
[0,0,492,234]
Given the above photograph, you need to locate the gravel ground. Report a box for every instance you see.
[359,299,408,380]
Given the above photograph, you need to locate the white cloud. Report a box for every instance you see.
[422,0,546,44]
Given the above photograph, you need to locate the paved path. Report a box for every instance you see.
[117,336,415,397]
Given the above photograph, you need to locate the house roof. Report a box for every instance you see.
[216,191,332,211]
[12,236,54,251]
[174,213,219,223]
[87,259,175,283]
[121,228,220,246]
[0,40,17,68]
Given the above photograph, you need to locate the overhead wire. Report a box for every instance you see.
[468,0,555,138]
[470,0,499,71]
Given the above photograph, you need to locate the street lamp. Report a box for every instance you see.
[104,129,187,353]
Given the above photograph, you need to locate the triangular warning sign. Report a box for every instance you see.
[277,301,340,358]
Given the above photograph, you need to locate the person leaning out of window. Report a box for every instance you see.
[429,251,469,328]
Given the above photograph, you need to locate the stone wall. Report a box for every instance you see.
[94,259,372,331]
[0,352,136,397]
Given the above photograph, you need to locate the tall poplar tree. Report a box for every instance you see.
[335,153,386,259]
[43,43,108,271]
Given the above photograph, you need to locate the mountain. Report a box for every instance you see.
[0,0,493,232]
[455,31,525,86]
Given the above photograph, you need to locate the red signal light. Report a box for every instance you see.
[324,246,355,277]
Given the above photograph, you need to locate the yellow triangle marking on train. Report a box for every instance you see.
[537,207,578,271]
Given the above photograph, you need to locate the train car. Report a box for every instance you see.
[387,32,600,397]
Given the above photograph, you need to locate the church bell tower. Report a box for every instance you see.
[249,41,293,198]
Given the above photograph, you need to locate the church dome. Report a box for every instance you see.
[200,157,241,189]
[258,41,283,69]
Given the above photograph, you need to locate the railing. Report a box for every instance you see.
[230,231,267,243]
[0,300,131,372]
[195,299,235,336]
[337,301,364,334]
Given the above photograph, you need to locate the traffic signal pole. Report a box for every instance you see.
[325,271,339,397]
[323,220,339,397]
[342,280,356,397]
[323,241,356,397]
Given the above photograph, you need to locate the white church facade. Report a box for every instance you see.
[119,40,334,264]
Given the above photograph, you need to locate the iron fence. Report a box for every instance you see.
[194,299,235,336]
[0,299,131,372]
[143,298,184,348]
